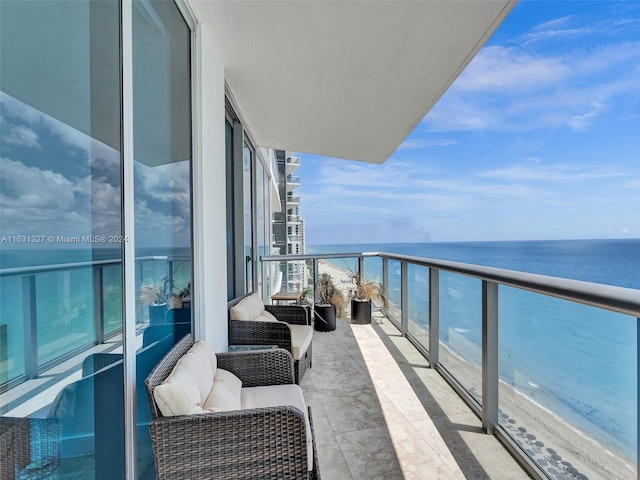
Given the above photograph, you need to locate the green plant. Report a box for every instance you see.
[350,271,387,307]
[138,277,174,306]
[316,273,347,318]
[300,287,314,307]
[176,281,191,300]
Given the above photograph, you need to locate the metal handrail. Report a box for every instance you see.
[261,252,640,317]
[0,254,192,389]
[0,255,191,277]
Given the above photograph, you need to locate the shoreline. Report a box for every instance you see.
[317,259,637,479]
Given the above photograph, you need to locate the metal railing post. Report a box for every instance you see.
[401,261,408,335]
[23,275,38,379]
[312,258,319,302]
[94,266,105,345]
[429,268,440,367]
[482,280,499,434]
[382,256,389,317]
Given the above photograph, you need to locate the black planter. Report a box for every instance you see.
[314,304,336,332]
[351,299,372,324]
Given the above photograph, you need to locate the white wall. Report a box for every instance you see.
[193,23,228,352]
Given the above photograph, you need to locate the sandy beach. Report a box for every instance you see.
[316,259,637,480]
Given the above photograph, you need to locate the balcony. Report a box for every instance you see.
[286,156,301,174]
[263,252,639,480]
[2,250,637,479]
[287,175,301,191]
[286,195,301,205]
[306,315,527,479]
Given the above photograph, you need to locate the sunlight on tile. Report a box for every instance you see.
[4,371,82,417]
[351,323,465,480]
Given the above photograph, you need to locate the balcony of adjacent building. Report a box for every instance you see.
[287,175,301,191]
[286,156,301,175]
[286,194,301,206]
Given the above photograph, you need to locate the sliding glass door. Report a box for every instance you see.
[1,0,123,477]
[132,0,193,476]
[0,1,193,477]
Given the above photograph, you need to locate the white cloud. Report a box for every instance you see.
[417,178,548,200]
[622,178,640,189]
[0,91,90,153]
[476,162,625,183]
[422,31,640,133]
[518,15,595,45]
[0,157,74,210]
[399,138,457,149]
[2,124,41,149]
[135,160,191,225]
[454,45,571,93]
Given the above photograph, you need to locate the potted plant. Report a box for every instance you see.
[173,281,191,309]
[314,273,347,332]
[350,271,387,324]
[139,277,174,325]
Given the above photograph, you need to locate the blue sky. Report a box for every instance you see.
[296,1,640,245]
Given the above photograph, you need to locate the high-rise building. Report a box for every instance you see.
[272,150,307,292]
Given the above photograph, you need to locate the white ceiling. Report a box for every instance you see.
[190,0,516,164]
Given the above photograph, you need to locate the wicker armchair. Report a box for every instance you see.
[0,417,59,480]
[228,293,312,383]
[145,334,321,480]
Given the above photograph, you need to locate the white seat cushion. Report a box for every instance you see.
[229,293,265,320]
[289,324,313,360]
[241,384,313,471]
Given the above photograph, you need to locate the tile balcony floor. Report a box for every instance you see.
[302,314,532,480]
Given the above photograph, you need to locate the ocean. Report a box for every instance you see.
[308,239,639,465]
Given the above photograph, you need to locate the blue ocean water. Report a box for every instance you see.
[309,239,639,463]
[309,238,640,289]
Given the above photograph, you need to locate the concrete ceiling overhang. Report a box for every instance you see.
[191,1,516,164]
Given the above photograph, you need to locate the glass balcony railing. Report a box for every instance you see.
[0,255,190,390]
[286,196,300,204]
[260,251,639,480]
[287,175,300,185]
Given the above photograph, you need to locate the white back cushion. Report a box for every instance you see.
[203,368,243,412]
[261,310,279,322]
[229,293,265,321]
[153,340,216,416]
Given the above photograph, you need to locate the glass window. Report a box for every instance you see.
[243,141,254,292]
[256,160,265,297]
[1,0,122,477]
[132,0,192,477]
[225,118,236,300]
